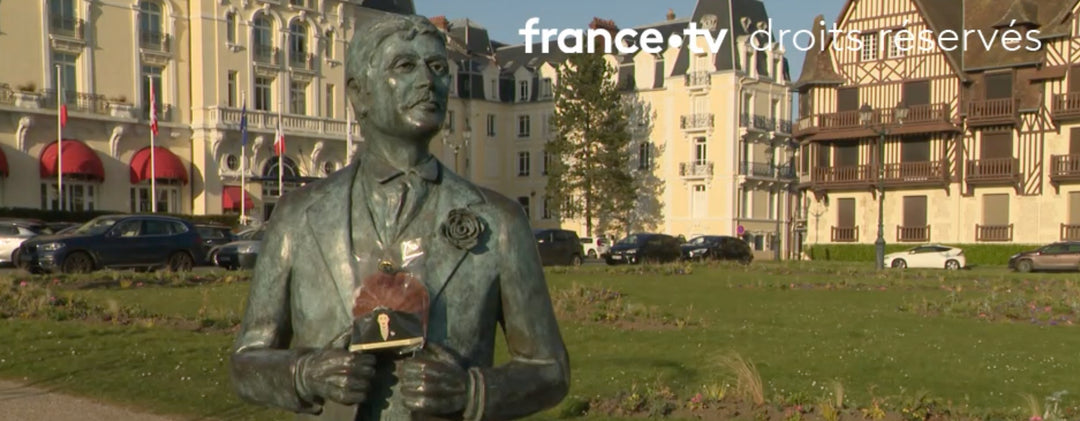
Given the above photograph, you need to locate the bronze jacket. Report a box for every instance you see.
[230,157,570,420]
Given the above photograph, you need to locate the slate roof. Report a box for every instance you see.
[792,15,845,88]
[963,0,1075,70]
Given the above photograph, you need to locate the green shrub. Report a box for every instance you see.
[807,243,1041,266]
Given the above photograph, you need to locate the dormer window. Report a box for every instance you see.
[518,80,530,102]
[541,78,552,99]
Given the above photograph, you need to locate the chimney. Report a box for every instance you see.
[429,15,449,31]
[588,17,618,35]
[666,9,676,21]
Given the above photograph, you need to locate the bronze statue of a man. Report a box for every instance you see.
[229,13,570,421]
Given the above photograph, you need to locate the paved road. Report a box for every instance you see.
[0,380,179,421]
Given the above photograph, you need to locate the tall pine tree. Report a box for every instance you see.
[546,51,634,238]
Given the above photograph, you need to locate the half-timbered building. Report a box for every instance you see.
[795,0,1080,251]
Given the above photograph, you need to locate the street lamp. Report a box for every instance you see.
[859,101,908,270]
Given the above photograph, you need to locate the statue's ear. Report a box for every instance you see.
[346,77,365,118]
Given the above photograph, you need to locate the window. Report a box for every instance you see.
[837,198,855,228]
[518,115,530,137]
[130,184,180,213]
[325,84,334,118]
[982,194,1010,226]
[836,87,859,112]
[446,110,455,132]
[543,113,554,136]
[980,131,1012,159]
[518,151,531,176]
[40,181,96,211]
[254,76,272,111]
[141,65,163,117]
[227,71,237,107]
[518,80,530,101]
[903,81,931,106]
[138,1,164,50]
[226,12,237,44]
[541,78,553,98]
[324,30,334,59]
[52,52,77,97]
[486,114,496,136]
[638,142,652,170]
[542,151,551,175]
[288,21,308,67]
[48,0,77,37]
[289,81,307,114]
[886,31,907,58]
[542,196,552,219]
[253,14,274,61]
[798,91,812,118]
[694,137,707,164]
[489,79,498,100]
[289,0,308,7]
[518,197,530,218]
[691,184,707,218]
[985,72,1013,100]
[860,32,878,61]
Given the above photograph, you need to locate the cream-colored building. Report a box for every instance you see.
[436,1,799,259]
[794,0,1080,252]
[0,0,800,258]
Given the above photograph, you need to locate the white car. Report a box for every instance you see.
[884,244,965,270]
[579,236,611,259]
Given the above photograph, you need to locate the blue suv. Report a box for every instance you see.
[17,214,204,274]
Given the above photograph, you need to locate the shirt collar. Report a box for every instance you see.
[364,154,440,184]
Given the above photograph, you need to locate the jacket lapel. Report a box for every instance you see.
[305,162,368,318]
[425,165,487,304]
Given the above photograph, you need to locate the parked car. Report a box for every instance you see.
[680,235,753,264]
[1008,242,1080,272]
[214,227,265,270]
[0,219,55,266]
[579,236,611,259]
[606,233,682,265]
[17,214,203,274]
[196,223,236,264]
[45,221,78,234]
[884,244,965,270]
[533,229,585,266]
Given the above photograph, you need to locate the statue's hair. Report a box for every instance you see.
[346,14,445,117]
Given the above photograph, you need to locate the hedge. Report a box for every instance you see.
[0,207,241,228]
[806,243,1042,267]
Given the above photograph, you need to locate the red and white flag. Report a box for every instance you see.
[149,83,158,135]
[59,102,67,128]
[273,118,285,156]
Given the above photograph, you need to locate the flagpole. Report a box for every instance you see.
[240,91,247,226]
[277,100,283,197]
[149,75,157,213]
[56,65,63,212]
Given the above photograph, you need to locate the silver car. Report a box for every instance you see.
[0,219,54,265]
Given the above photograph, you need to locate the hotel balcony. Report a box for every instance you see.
[881,160,950,187]
[679,161,713,178]
[1050,154,1080,184]
[808,165,875,190]
[1061,224,1080,241]
[254,46,281,66]
[41,90,110,115]
[740,114,775,132]
[975,224,1013,242]
[49,17,85,40]
[204,106,360,139]
[792,103,956,140]
[966,98,1018,127]
[965,158,1020,185]
[139,32,171,53]
[680,113,713,131]
[831,226,859,242]
[776,118,792,135]
[289,53,316,71]
[1052,93,1080,122]
[684,71,710,89]
[896,225,931,242]
[739,162,798,181]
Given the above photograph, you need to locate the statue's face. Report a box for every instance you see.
[378,313,390,326]
[361,32,450,140]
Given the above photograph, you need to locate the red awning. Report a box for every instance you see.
[39,139,105,181]
[129,146,189,184]
[0,146,8,177]
[222,186,254,211]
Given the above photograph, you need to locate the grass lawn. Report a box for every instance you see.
[2,261,1079,420]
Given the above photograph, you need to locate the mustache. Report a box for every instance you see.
[406,92,441,108]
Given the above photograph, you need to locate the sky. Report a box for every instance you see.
[413,0,848,82]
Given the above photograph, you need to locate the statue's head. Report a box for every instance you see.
[377,313,390,327]
[346,14,449,144]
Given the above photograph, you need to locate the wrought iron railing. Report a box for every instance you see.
[680,113,714,130]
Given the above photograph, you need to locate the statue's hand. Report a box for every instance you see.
[296,349,376,405]
[400,342,469,415]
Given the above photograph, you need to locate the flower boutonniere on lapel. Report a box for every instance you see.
[440,208,485,252]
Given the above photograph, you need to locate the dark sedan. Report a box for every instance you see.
[214,228,264,270]
[680,235,753,264]
[18,215,204,273]
[605,233,682,265]
[196,223,236,264]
